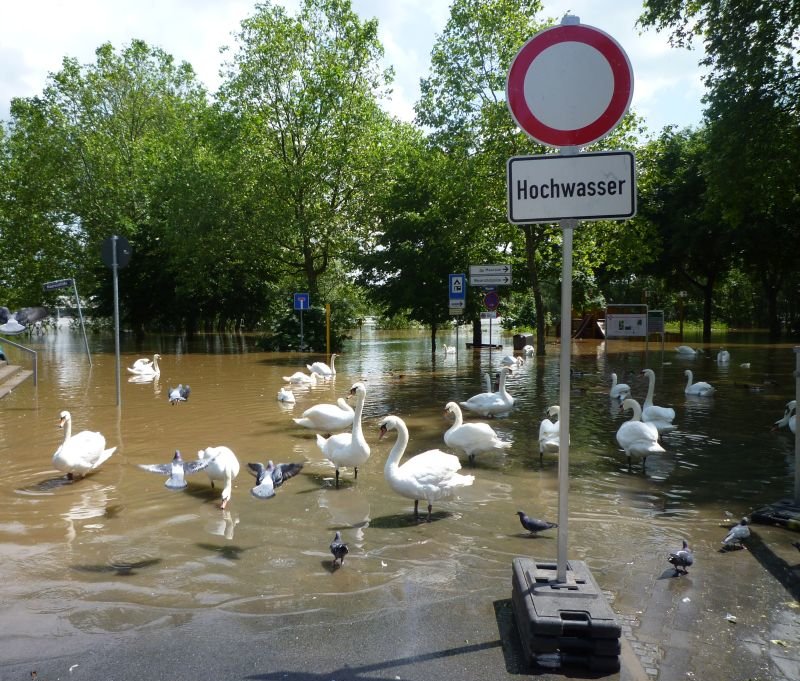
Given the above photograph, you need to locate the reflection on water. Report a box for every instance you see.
[0,327,797,640]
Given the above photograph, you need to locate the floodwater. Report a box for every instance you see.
[0,325,798,671]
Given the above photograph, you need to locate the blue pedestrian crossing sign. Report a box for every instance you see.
[449,274,466,300]
[293,292,310,310]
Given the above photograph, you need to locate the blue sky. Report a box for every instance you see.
[1,0,708,135]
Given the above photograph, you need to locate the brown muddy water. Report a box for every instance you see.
[0,326,798,667]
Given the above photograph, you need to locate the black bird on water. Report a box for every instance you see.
[330,531,348,568]
[516,510,558,535]
[668,539,694,575]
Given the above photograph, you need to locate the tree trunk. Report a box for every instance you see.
[472,318,482,347]
[702,278,714,343]
[430,322,438,355]
[522,225,547,355]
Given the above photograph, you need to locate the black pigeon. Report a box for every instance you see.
[247,460,304,499]
[168,384,191,405]
[0,306,49,334]
[330,531,348,568]
[668,539,694,575]
[516,510,558,535]
[137,450,211,489]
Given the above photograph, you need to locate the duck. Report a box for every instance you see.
[137,450,210,489]
[675,345,697,356]
[615,398,665,470]
[197,446,240,509]
[668,539,693,575]
[609,372,631,400]
[443,401,511,465]
[378,414,475,523]
[293,397,354,432]
[773,400,797,434]
[246,460,304,499]
[127,353,161,376]
[316,382,370,487]
[277,386,296,403]
[684,369,715,396]
[538,405,562,461]
[722,517,750,550]
[307,353,338,378]
[640,369,676,432]
[52,410,116,479]
[716,348,730,363]
[283,370,319,385]
[168,384,190,405]
[459,366,514,417]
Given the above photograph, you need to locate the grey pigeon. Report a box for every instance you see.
[137,450,211,489]
[168,384,191,405]
[516,510,558,535]
[668,539,694,575]
[330,531,348,568]
[247,460,304,499]
[722,517,751,550]
[792,541,800,552]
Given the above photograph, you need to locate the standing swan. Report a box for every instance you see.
[443,401,511,465]
[460,367,514,417]
[615,399,665,470]
[684,369,715,396]
[640,369,676,432]
[53,410,116,479]
[197,446,240,509]
[379,414,475,522]
[316,382,370,487]
[609,373,630,399]
[307,353,337,378]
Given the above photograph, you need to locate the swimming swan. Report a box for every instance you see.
[460,367,514,417]
[609,372,631,399]
[127,353,161,376]
[538,405,562,461]
[53,410,116,479]
[294,397,355,432]
[684,369,715,396]
[640,368,676,432]
[307,353,337,378]
[379,414,475,522]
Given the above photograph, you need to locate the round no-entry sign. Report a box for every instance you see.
[506,22,633,148]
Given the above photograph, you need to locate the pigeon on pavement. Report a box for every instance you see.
[330,531,348,568]
[722,517,751,550]
[668,539,694,575]
[516,510,558,535]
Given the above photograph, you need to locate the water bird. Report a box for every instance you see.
[247,460,304,499]
[675,345,697,356]
[443,344,456,354]
[773,400,796,434]
[293,397,354,432]
[443,401,511,465]
[52,410,116,479]
[128,353,161,376]
[0,305,49,334]
[316,382,370,487]
[668,539,694,575]
[538,405,562,461]
[616,399,665,470]
[500,354,523,367]
[640,368,676,432]
[516,511,558,535]
[523,344,534,356]
[277,386,295,403]
[197,446,240,509]
[378,414,475,523]
[684,369,715,396]
[330,531,348,568]
[283,371,318,385]
[722,518,750,550]
[609,372,631,399]
[307,353,337,378]
[137,450,210,489]
[459,366,514,417]
[716,348,730,363]
[739,362,751,368]
[168,384,190,404]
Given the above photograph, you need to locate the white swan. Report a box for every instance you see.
[500,355,523,367]
[640,368,676,432]
[609,372,630,399]
[675,345,697,356]
[774,400,797,434]
[127,353,161,376]
[307,353,337,378]
[277,386,296,403]
[379,414,475,522]
[316,382,370,487]
[283,370,318,385]
[294,397,354,432]
[538,405,563,461]
[460,367,514,417]
[443,401,511,465]
[684,369,715,396]
[523,344,535,357]
[53,410,116,479]
[197,446,240,509]
[716,348,730,363]
[443,344,456,354]
[616,399,665,470]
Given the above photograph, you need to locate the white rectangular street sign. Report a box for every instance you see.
[480,311,497,319]
[470,274,512,286]
[469,264,512,277]
[507,151,636,223]
[449,307,463,316]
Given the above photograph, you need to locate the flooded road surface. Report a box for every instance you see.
[1,327,798,677]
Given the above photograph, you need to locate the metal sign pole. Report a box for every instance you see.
[72,278,92,367]
[112,236,121,407]
[300,307,304,351]
[794,346,799,505]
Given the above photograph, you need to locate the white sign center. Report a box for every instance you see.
[525,42,614,131]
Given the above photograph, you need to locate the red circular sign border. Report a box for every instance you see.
[506,24,633,147]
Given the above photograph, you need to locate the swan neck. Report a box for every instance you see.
[385,420,409,470]
[498,370,509,397]
[351,391,366,438]
[62,416,72,443]
[628,401,642,421]
[645,372,655,403]
[450,405,463,428]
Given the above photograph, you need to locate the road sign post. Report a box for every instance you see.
[293,293,310,351]
[506,15,634,586]
[102,235,132,406]
[449,273,466,317]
